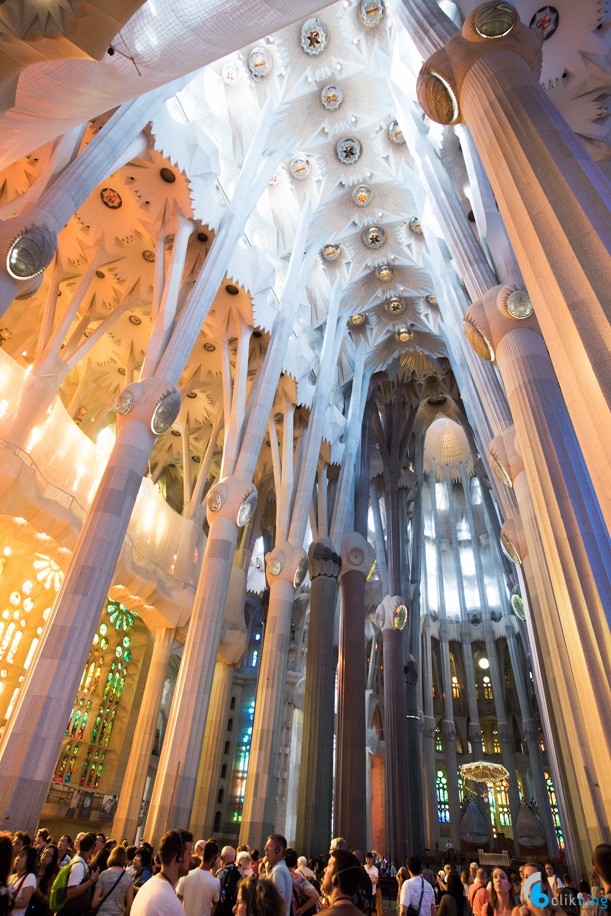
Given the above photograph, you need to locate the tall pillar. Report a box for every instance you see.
[421,621,440,851]
[335,533,374,851]
[111,627,176,843]
[374,595,411,864]
[190,658,235,839]
[417,3,611,531]
[505,629,558,855]
[0,377,179,834]
[465,284,611,821]
[295,539,341,858]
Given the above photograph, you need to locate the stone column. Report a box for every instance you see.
[295,540,342,858]
[421,620,440,851]
[374,595,411,865]
[335,533,374,851]
[417,2,611,531]
[0,377,180,834]
[505,628,558,855]
[190,658,235,839]
[239,545,306,851]
[112,627,176,843]
[466,284,611,788]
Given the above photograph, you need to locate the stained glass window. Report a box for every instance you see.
[545,771,564,848]
[496,779,511,826]
[233,702,255,823]
[108,603,137,631]
[436,769,450,822]
[492,728,500,753]
[435,723,443,751]
[452,676,460,699]
[483,676,493,700]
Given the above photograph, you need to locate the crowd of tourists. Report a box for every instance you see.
[0,827,610,916]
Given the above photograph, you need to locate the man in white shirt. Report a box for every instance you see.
[365,853,379,893]
[264,834,292,916]
[177,840,221,916]
[64,833,100,916]
[297,857,316,881]
[400,856,436,916]
[131,829,193,916]
[545,864,564,899]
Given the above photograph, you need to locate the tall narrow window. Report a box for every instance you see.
[436,769,450,822]
[545,771,564,848]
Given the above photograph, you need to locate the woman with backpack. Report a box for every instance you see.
[30,844,59,915]
[9,844,37,916]
[90,845,133,916]
[284,849,320,916]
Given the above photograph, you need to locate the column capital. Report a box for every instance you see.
[464,283,540,363]
[205,475,258,528]
[416,2,542,126]
[375,594,409,633]
[115,377,181,436]
[339,531,374,578]
[501,515,528,567]
[265,541,308,588]
[308,537,342,582]
[488,426,524,490]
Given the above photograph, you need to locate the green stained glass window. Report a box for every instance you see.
[115,646,123,658]
[101,638,108,650]
[122,636,130,649]
[99,623,107,636]
[93,633,99,645]
[108,602,136,631]
[124,650,131,663]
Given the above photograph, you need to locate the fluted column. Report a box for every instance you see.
[295,539,341,858]
[418,4,611,531]
[374,595,411,864]
[335,533,374,851]
[190,658,235,839]
[421,621,440,851]
[112,627,176,842]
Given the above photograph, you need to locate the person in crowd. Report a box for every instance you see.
[559,875,580,916]
[396,864,409,915]
[91,847,111,876]
[34,830,51,852]
[10,845,38,916]
[298,858,316,883]
[177,840,220,916]
[91,844,133,916]
[469,870,488,916]
[238,853,255,879]
[400,856,436,916]
[132,848,153,891]
[322,850,365,916]
[217,846,244,916]
[438,872,468,916]
[30,843,58,916]
[251,851,261,878]
[509,875,521,908]
[237,846,249,855]
[234,875,283,916]
[131,829,192,916]
[263,836,292,916]
[423,866,436,887]
[515,864,559,916]
[194,841,207,859]
[0,834,15,916]
[469,867,478,883]
[58,836,73,869]
[105,841,118,853]
[94,836,107,856]
[284,848,319,916]
[125,847,137,878]
[460,871,471,904]
[580,845,611,916]
[12,832,31,861]
[352,850,373,916]
[365,853,381,916]
[486,867,516,916]
[63,832,100,916]
[544,865,564,899]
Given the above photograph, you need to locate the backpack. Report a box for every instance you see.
[353,869,373,915]
[217,864,242,916]
[50,859,88,913]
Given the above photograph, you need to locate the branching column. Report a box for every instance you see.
[112,627,176,843]
[421,618,440,850]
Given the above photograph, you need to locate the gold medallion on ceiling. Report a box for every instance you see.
[349,313,366,326]
[359,0,386,27]
[395,327,413,343]
[289,157,311,180]
[352,185,372,207]
[300,18,329,55]
[100,188,122,209]
[376,263,393,281]
[388,120,406,145]
[363,225,385,249]
[321,84,343,110]
[142,250,155,262]
[248,47,272,79]
[336,136,361,164]
[321,243,342,262]
[385,296,405,315]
